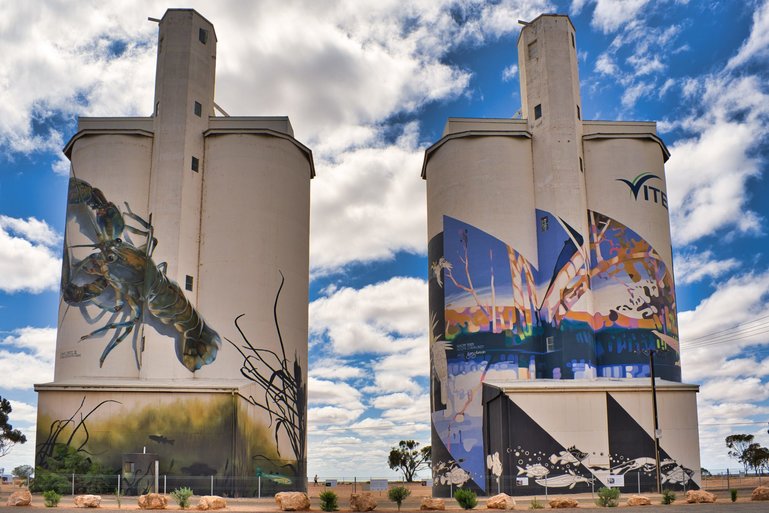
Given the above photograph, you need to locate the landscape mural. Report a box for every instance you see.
[429,211,680,495]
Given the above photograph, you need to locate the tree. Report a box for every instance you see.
[725,434,754,473]
[0,397,27,457]
[12,465,33,479]
[388,440,431,482]
[744,444,769,475]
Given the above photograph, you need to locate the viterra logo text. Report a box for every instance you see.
[616,172,668,209]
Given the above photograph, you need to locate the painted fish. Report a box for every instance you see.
[661,465,693,486]
[611,457,657,475]
[256,469,292,485]
[148,434,175,445]
[535,470,594,489]
[549,451,579,466]
[517,463,550,478]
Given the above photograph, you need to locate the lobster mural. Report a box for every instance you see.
[62,177,220,372]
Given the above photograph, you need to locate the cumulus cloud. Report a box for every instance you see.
[309,277,427,355]
[674,250,739,285]
[0,327,56,389]
[310,126,427,271]
[309,377,364,409]
[0,216,62,294]
[666,75,768,244]
[501,64,519,81]
[309,358,364,380]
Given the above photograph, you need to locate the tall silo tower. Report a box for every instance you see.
[36,9,312,493]
[423,14,698,498]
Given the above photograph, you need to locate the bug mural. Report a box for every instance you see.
[62,177,220,372]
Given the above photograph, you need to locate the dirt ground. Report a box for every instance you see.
[2,481,768,512]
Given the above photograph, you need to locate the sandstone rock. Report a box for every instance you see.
[685,490,716,504]
[275,492,310,511]
[197,496,227,510]
[7,490,32,507]
[74,495,102,508]
[138,493,168,510]
[485,493,515,510]
[626,495,651,506]
[752,486,769,501]
[350,492,377,511]
[549,498,579,508]
[420,497,446,510]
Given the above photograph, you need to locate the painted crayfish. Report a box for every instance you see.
[62,177,220,372]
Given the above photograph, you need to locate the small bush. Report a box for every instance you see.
[730,488,738,502]
[43,490,62,508]
[319,490,338,512]
[388,486,411,511]
[529,497,544,509]
[454,488,478,510]
[661,489,676,505]
[596,486,620,507]
[171,487,194,509]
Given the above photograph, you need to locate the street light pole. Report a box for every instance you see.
[648,349,662,494]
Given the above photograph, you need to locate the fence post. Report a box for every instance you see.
[544,476,548,500]
[72,473,75,496]
[726,469,730,490]
[118,474,121,496]
[210,475,214,496]
[164,475,166,494]
[637,471,640,494]
[154,461,159,494]
[258,476,261,499]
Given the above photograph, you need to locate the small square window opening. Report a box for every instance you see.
[577,105,581,120]
[185,275,194,291]
[534,104,542,120]
[191,156,200,172]
[199,28,208,44]
[540,216,549,232]
[528,40,538,60]
[194,101,202,117]
[571,33,575,48]
[579,157,584,172]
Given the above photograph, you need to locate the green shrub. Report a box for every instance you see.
[319,490,338,512]
[171,487,194,509]
[529,497,544,509]
[43,490,62,508]
[730,488,738,502]
[388,486,411,511]
[596,486,620,507]
[661,489,676,505]
[31,471,70,495]
[454,488,478,510]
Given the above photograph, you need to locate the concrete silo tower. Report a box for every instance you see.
[423,14,698,498]
[36,9,312,493]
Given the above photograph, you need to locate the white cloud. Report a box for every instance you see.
[0,327,56,390]
[369,343,429,394]
[8,400,38,424]
[700,377,769,403]
[308,405,365,426]
[726,0,769,70]
[0,216,62,294]
[594,53,618,75]
[308,377,364,409]
[309,277,427,355]
[310,127,427,271]
[674,250,739,285]
[501,64,518,81]
[666,74,769,244]
[309,358,364,380]
[590,0,651,34]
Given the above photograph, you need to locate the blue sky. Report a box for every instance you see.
[2,0,769,479]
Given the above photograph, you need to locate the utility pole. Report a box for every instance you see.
[648,349,662,494]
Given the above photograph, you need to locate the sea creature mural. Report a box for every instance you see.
[148,434,175,445]
[535,470,594,489]
[62,177,220,372]
[517,463,550,479]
